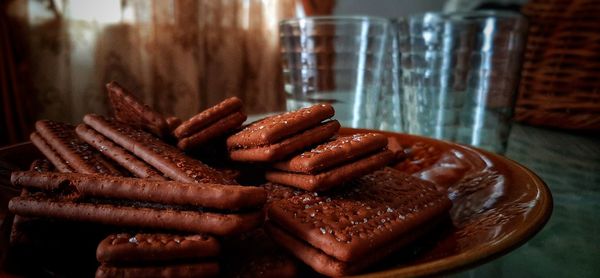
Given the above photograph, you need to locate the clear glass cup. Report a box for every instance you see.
[376,19,403,132]
[398,11,527,153]
[280,16,392,129]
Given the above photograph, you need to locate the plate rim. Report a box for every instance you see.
[341,128,553,277]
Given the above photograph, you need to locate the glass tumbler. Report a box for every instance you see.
[399,11,527,153]
[280,16,391,129]
[376,19,403,132]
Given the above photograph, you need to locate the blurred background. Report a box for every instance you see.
[0,0,531,146]
[1,0,598,146]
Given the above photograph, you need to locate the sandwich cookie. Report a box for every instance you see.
[175,97,247,151]
[266,168,452,276]
[266,133,394,191]
[227,104,339,162]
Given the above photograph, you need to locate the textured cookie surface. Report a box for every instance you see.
[106,81,169,138]
[97,233,219,263]
[34,120,122,176]
[265,218,440,277]
[262,183,302,205]
[227,103,334,148]
[268,167,452,262]
[265,150,394,191]
[9,194,264,236]
[177,111,247,151]
[273,133,388,173]
[83,114,235,184]
[228,120,340,162]
[30,132,74,173]
[76,124,166,180]
[11,171,266,210]
[174,97,244,139]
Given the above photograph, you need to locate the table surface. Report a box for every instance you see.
[451,123,600,278]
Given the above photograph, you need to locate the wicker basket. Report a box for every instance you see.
[515,0,600,130]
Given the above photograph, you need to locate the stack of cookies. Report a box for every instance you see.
[266,133,395,191]
[6,81,452,277]
[174,97,247,151]
[226,104,340,162]
[30,120,122,175]
[10,171,265,235]
[8,84,265,277]
[96,233,220,277]
[220,102,451,276]
[265,168,451,276]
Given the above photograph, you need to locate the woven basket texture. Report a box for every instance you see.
[516,0,600,130]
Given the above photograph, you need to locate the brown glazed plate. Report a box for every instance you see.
[0,128,552,277]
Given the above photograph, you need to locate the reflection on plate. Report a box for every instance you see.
[0,128,552,277]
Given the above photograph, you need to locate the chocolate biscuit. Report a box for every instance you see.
[262,183,302,205]
[10,161,117,275]
[76,124,167,180]
[97,233,220,264]
[265,219,440,277]
[30,132,74,173]
[265,133,394,191]
[174,97,244,139]
[9,160,52,246]
[267,168,452,263]
[177,111,247,151]
[96,262,219,278]
[11,171,266,210]
[265,150,394,191]
[106,81,170,138]
[228,120,340,162]
[34,120,122,176]
[9,194,264,236]
[83,114,235,184]
[227,103,334,148]
[272,133,389,173]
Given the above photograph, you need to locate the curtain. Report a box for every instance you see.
[1,0,33,145]
[1,0,335,145]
